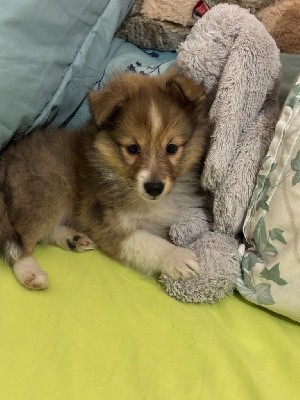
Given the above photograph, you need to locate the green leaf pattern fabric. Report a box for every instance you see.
[237,74,300,322]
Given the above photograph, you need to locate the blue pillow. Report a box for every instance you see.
[0,0,133,149]
[67,43,177,129]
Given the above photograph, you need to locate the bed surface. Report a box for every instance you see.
[0,247,299,399]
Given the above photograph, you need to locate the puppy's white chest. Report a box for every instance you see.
[119,188,204,237]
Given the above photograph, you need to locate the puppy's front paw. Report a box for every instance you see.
[161,247,200,280]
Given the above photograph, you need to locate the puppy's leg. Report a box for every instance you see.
[120,230,200,280]
[13,256,49,290]
[5,241,48,290]
[49,225,96,252]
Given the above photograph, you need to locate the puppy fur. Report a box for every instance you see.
[0,70,209,290]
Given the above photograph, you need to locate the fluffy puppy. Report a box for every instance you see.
[0,71,209,290]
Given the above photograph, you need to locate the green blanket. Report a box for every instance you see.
[0,247,299,399]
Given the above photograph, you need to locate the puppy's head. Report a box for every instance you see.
[88,71,208,202]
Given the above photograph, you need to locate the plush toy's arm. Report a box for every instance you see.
[177,5,280,193]
[213,90,280,235]
[169,207,212,247]
[201,26,281,192]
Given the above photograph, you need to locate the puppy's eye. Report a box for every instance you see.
[127,144,140,154]
[166,143,178,154]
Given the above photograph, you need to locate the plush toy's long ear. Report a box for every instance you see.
[165,73,205,109]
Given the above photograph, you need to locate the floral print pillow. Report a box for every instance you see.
[237,74,300,322]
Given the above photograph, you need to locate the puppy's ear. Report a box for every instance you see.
[88,84,127,128]
[166,73,205,109]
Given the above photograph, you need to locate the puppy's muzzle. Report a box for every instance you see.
[144,181,165,198]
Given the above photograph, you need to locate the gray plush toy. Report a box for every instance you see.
[159,4,281,303]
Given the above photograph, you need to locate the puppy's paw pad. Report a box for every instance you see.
[23,272,48,290]
[13,257,48,290]
[16,269,48,290]
[66,234,96,252]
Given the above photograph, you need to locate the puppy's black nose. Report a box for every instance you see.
[144,181,165,197]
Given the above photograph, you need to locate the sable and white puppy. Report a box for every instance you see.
[0,71,209,290]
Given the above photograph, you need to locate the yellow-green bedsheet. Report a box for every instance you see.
[0,246,299,400]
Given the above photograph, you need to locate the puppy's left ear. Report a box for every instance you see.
[89,88,123,128]
[89,75,131,128]
[166,73,205,109]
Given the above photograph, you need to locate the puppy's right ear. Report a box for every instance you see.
[166,73,206,110]
[89,85,127,128]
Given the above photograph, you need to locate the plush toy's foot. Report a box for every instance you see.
[159,232,241,304]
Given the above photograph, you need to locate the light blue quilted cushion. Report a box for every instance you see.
[67,44,176,128]
[0,0,133,149]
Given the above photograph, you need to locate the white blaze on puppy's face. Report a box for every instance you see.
[149,101,163,138]
[134,101,176,201]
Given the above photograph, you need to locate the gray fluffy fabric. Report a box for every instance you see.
[160,5,281,303]
[117,0,191,51]
[177,4,281,234]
